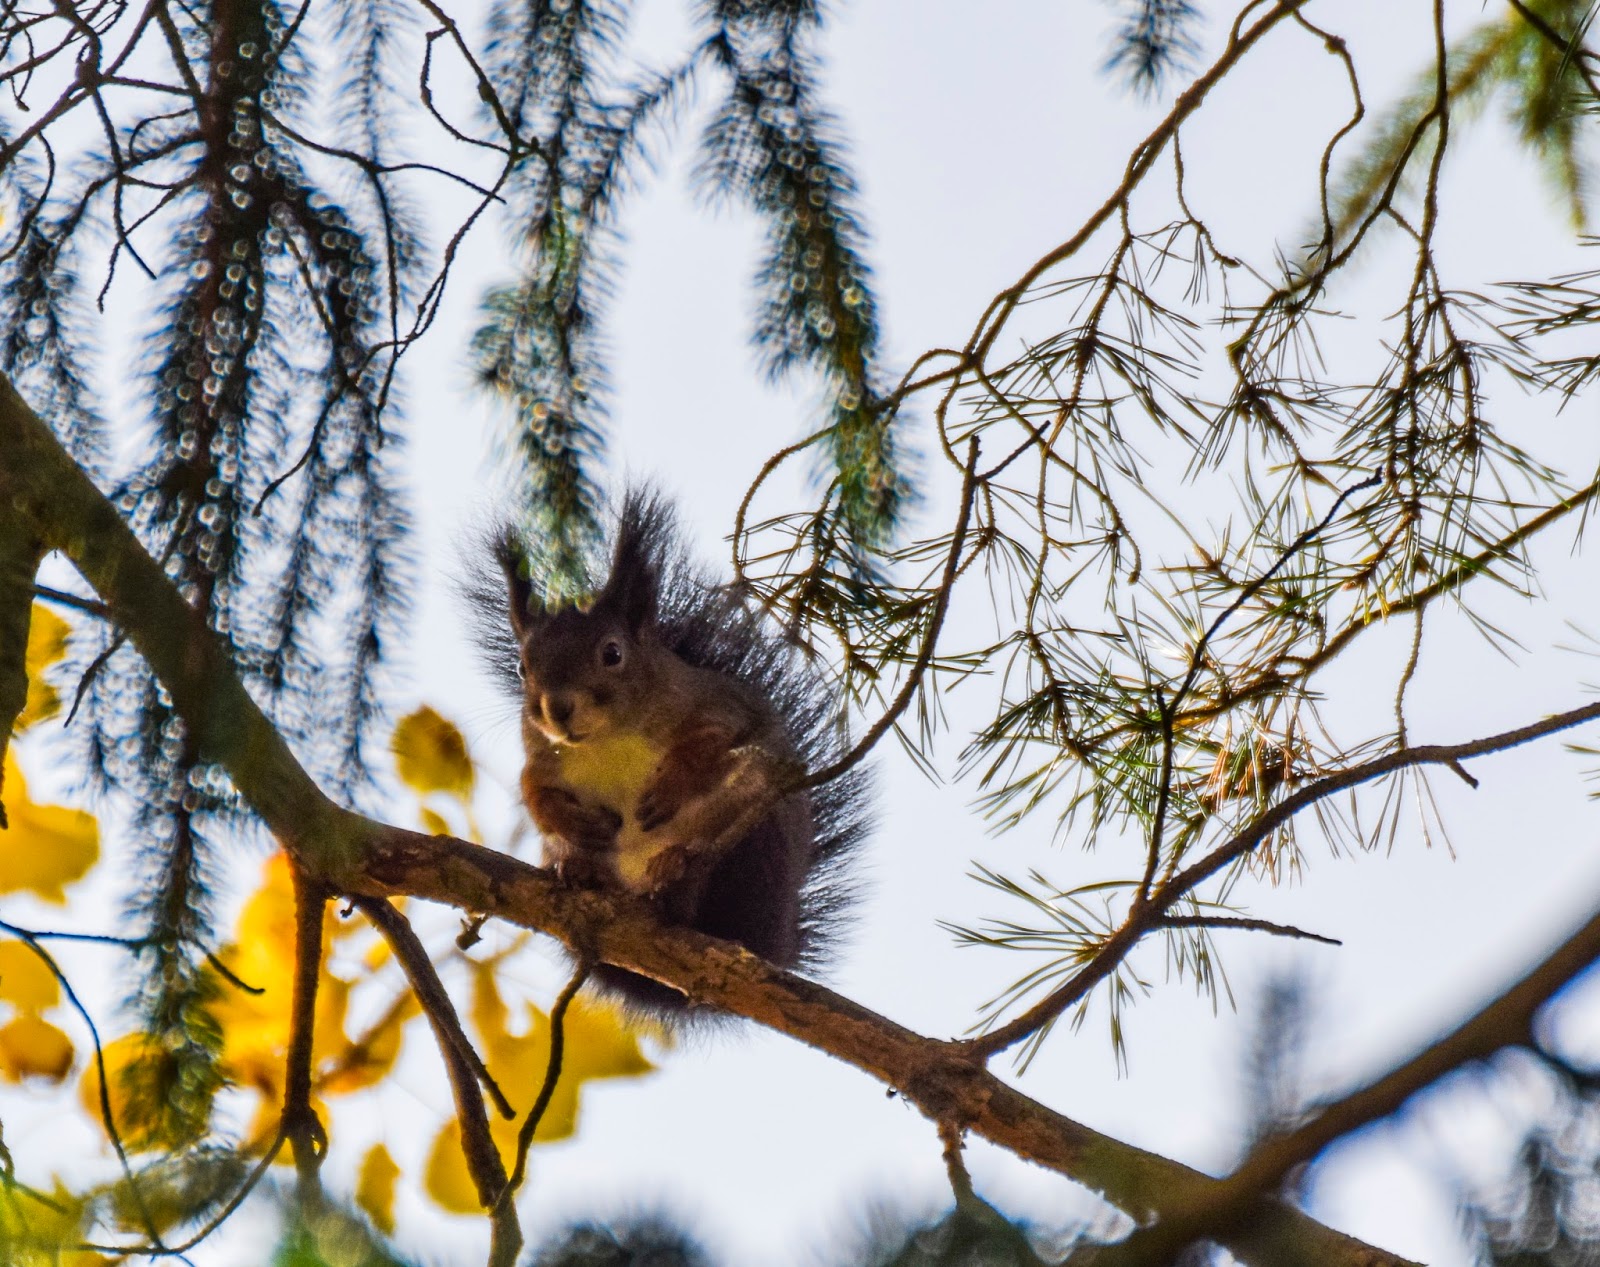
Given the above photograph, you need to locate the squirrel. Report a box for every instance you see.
[485,490,870,1018]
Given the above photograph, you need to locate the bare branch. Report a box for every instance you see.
[354,895,519,1259]
[967,697,1600,1058]
[1095,883,1600,1263]
[283,866,328,1199]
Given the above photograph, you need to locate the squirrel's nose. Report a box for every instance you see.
[543,693,574,728]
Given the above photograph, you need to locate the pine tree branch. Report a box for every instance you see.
[0,374,358,865]
[1088,886,1600,1265]
[966,697,1600,1060]
[961,0,1307,377]
[1157,915,1341,946]
[1506,0,1600,104]
[0,371,1417,1267]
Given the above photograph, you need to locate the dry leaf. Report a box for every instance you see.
[0,1013,73,1082]
[391,706,475,802]
[16,604,68,732]
[0,751,98,903]
[356,1142,401,1235]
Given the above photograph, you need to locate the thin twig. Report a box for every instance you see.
[795,437,982,793]
[283,866,328,1200]
[0,922,163,1246]
[29,584,110,619]
[352,896,512,1118]
[497,958,591,1207]
[966,696,1600,1059]
[353,896,517,1262]
[1158,915,1340,946]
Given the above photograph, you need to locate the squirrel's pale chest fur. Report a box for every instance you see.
[543,732,664,888]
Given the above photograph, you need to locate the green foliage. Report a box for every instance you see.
[1104,0,1204,97]
[0,0,416,1056]
[8,0,1600,1259]
[529,1214,714,1266]
[730,2,1600,1063]
[472,0,905,575]
[0,0,903,1069]
[699,6,904,542]
[271,1198,418,1267]
[1319,0,1600,255]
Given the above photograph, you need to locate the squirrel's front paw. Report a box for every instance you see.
[550,850,618,891]
[532,787,622,850]
[641,844,692,895]
[568,803,623,850]
[636,779,686,833]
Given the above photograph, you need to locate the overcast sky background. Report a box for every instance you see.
[10,1,1600,1264]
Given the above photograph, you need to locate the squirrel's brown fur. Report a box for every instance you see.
[484,491,869,1020]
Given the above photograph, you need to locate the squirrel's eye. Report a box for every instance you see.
[514,659,527,681]
[599,639,625,668]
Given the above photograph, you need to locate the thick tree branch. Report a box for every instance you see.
[352,828,1417,1267]
[0,374,361,868]
[0,373,1417,1267]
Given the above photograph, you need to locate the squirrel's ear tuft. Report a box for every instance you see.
[497,531,542,641]
[600,544,658,634]
[599,489,666,633]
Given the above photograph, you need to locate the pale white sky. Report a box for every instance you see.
[9,2,1600,1264]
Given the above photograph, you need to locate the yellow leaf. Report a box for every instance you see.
[418,806,451,836]
[207,853,415,1124]
[391,706,475,802]
[0,1179,109,1266]
[423,1120,486,1214]
[422,1079,584,1215]
[469,961,654,1089]
[468,959,512,1058]
[356,1143,401,1235]
[521,1069,582,1143]
[0,1014,72,1081]
[319,993,419,1096]
[209,956,351,1104]
[0,752,99,903]
[561,997,658,1082]
[362,937,393,972]
[16,605,68,732]
[424,959,656,1216]
[0,938,60,1012]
